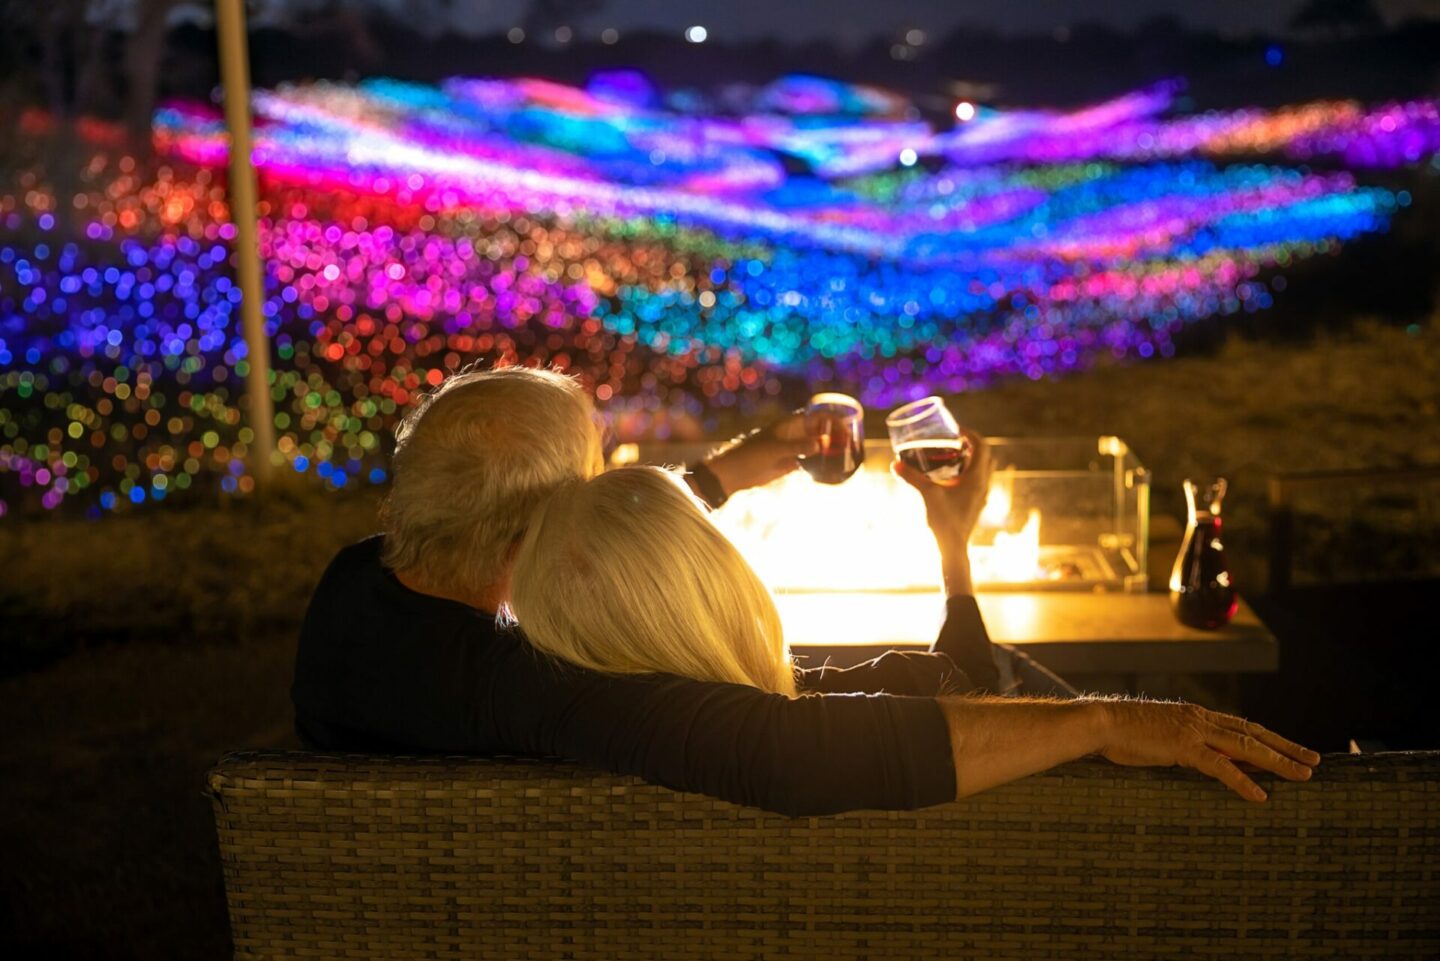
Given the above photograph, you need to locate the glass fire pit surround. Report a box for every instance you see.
[612,436,1151,594]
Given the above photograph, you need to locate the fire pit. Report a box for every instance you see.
[612,435,1151,648]
[615,436,1150,591]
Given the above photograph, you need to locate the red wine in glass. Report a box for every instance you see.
[897,439,971,483]
[800,394,864,485]
[886,396,968,484]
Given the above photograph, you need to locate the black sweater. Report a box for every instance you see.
[292,535,994,816]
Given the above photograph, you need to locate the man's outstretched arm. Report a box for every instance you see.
[938,694,1319,803]
[496,638,1316,817]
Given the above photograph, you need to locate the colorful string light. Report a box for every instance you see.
[0,75,1431,516]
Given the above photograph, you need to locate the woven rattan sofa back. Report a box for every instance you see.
[209,750,1439,961]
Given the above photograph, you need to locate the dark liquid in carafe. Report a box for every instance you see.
[1170,517,1238,629]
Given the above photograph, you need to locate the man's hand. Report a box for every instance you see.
[1094,698,1320,803]
[701,411,820,498]
[892,425,993,596]
[942,695,1320,804]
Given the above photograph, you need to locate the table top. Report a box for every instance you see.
[779,591,1278,675]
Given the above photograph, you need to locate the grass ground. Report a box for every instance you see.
[2,317,1438,959]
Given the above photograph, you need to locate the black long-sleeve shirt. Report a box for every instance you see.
[291,535,993,816]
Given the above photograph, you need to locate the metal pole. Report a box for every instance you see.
[215,0,276,487]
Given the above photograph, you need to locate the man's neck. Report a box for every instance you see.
[394,568,508,615]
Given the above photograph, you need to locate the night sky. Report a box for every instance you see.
[401,0,1440,42]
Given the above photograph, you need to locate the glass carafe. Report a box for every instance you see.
[1169,478,1238,629]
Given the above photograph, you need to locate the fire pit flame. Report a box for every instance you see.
[713,463,1046,593]
[980,467,1014,529]
[977,508,1043,584]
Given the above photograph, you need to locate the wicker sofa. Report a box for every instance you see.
[208,749,1438,960]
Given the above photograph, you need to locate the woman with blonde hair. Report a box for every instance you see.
[511,465,799,698]
[510,425,1022,702]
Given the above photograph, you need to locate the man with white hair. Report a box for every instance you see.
[293,366,1318,816]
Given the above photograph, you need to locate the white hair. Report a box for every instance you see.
[381,365,602,595]
[510,466,797,697]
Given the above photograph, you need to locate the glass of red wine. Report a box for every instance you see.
[799,393,864,485]
[886,396,970,484]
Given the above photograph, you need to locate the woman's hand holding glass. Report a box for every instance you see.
[886,396,971,483]
[892,425,993,598]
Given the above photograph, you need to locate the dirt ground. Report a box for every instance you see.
[2,318,1438,959]
[0,635,295,959]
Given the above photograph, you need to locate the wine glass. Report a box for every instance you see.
[886,396,970,483]
[799,393,864,485]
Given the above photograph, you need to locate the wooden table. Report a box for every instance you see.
[781,591,1278,682]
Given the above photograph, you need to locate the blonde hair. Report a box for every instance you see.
[381,365,603,595]
[511,466,797,697]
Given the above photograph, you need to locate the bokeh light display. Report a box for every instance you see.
[2,75,1434,517]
